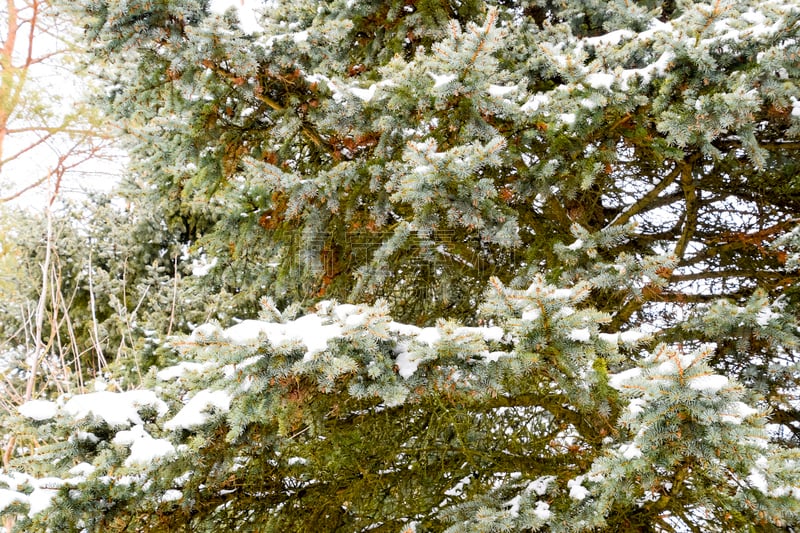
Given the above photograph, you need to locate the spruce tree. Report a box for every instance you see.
[2,0,800,531]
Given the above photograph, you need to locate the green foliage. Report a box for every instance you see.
[0,195,223,392]
[5,298,799,532]
[3,0,800,531]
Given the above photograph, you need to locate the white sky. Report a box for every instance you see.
[1,1,267,211]
[1,3,122,210]
[209,0,264,34]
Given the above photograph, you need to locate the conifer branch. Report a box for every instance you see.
[680,218,799,267]
[200,58,330,152]
[610,162,683,227]
[673,161,699,262]
[669,269,790,282]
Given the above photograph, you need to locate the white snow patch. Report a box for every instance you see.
[161,489,183,502]
[395,351,420,379]
[332,304,361,321]
[0,489,26,512]
[157,361,215,381]
[488,84,517,97]
[520,94,550,112]
[618,51,675,90]
[688,374,729,393]
[343,313,366,327]
[190,323,222,341]
[209,0,262,34]
[445,475,472,497]
[598,333,619,345]
[527,476,555,496]
[748,468,769,494]
[19,400,58,421]
[113,424,176,467]
[584,29,635,46]
[349,81,396,102]
[656,360,678,375]
[522,308,541,321]
[559,113,576,125]
[221,315,342,359]
[567,238,584,250]
[27,488,56,517]
[164,389,232,431]
[533,500,551,520]
[741,11,766,25]
[506,494,522,517]
[74,431,99,443]
[627,398,646,416]
[568,476,589,500]
[416,327,442,346]
[430,73,457,88]
[756,307,780,326]
[392,325,502,378]
[620,443,642,459]
[64,390,169,427]
[305,74,346,103]
[619,330,647,344]
[586,72,616,90]
[568,328,591,343]
[556,306,575,318]
[191,256,217,277]
[387,321,422,337]
[484,351,509,362]
[638,18,674,41]
[68,463,96,477]
[608,368,642,389]
[721,402,759,424]
[456,326,504,342]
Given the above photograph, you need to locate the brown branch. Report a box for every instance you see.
[610,162,683,228]
[713,139,800,151]
[1,137,106,203]
[0,129,55,168]
[708,218,800,245]
[5,126,108,136]
[1,0,18,65]
[25,0,41,71]
[201,58,329,151]
[655,291,736,304]
[610,296,644,331]
[673,161,699,261]
[0,173,49,202]
[669,269,790,282]
[680,218,800,267]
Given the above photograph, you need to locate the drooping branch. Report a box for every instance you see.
[610,161,683,228]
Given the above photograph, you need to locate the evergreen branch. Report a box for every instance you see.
[609,162,684,228]
[609,295,644,332]
[669,269,791,282]
[713,140,800,151]
[673,161,700,262]
[655,291,750,303]
[679,218,799,267]
[474,393,615,449]
[200,58,330,152]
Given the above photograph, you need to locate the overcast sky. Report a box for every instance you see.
[2,1,265,211]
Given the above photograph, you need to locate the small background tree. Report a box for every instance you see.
[1,0,799,531]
